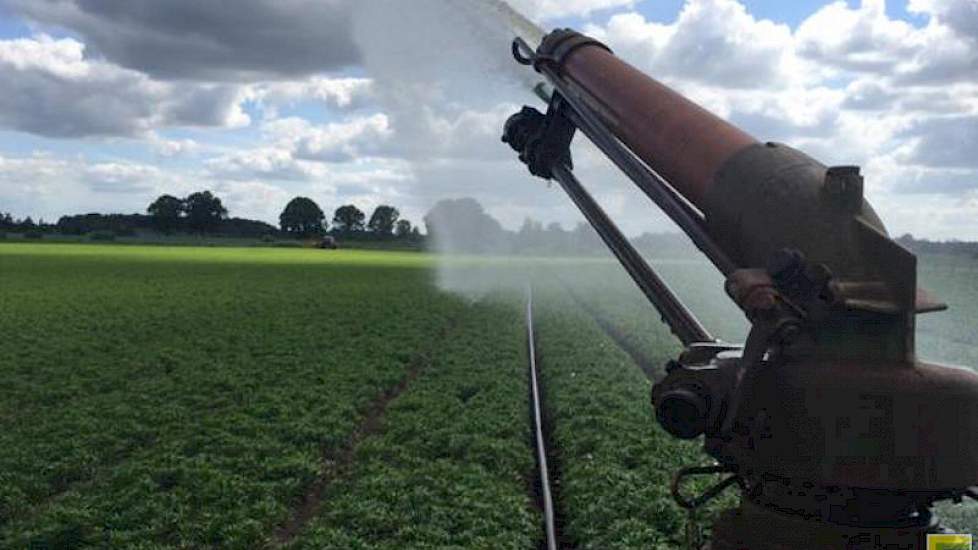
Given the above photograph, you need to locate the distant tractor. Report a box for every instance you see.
[318,236,339,250]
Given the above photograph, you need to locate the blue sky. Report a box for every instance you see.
[0,0,976,239]
[648,0,925,26]
[642,0,832,25]
[558,1,916,29]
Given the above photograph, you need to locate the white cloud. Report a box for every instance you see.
[792,0,978,85]
[205,148,311,181]
[909,0,978,43]
[83,163,162,193]
[379,103,524,162]
[0,34,91,77]
[203,157,419,225]
[201,112,399,181]
[150,135,201,158]
[251,77,375,115]
[575,0,978,238]
[874,190,978,240]
[588,1,800,90]
[0,153,192,219]
[0,35,250,137]
[898,115,978,170]
[211,180,293,223]
[796,0,921,74]
[0,153,72,204]
[268,114,394,163]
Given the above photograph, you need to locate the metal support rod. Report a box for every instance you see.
[554,76,737,277]
[551,163,714,346]
[521,46,738,276]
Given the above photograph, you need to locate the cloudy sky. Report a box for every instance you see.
[0,0,975,239]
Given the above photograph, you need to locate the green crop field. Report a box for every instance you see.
[2,242,977,548]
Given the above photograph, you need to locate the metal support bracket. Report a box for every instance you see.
[672,463,745,510]
[501,99,574,180]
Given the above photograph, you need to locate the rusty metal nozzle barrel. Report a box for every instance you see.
[534,29,758,211]
[524,29,912,317]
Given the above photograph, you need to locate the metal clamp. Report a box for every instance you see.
[501,92,576,180]
[512,31,612,74]
[512,37,536,66]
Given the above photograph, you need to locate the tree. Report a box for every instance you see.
[394,219,412,238]
[570,222,602,255]
[280,197,326,237]
[517,218,545,252]
[184,191,228,233]
[544,221,570,254]
[57,213,150,236]
[147,194,184,233]
[332,205,365,233]
[424,198,507,253]
[368,205,400,237]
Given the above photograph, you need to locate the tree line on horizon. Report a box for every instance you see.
[4,193,978,258]
[144,192,421,240]
[0,191,422,243]
[1,193,639,255]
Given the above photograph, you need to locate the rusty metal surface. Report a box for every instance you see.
[711,357,978,491]
[709,499,939,550]
[705,143,880,276]
[559,45,757,209]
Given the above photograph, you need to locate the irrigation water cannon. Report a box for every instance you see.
[502,29,978,549]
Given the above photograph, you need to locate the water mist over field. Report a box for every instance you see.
[351,0,554,297]
[351,0,544,143]
[348,0,750,350]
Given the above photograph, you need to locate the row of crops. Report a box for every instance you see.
[0,246,468,546]
[288,297,538,548]
[532,287,718,549]
[1,244,733,548]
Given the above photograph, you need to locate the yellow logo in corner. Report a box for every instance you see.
[927,534,973,550]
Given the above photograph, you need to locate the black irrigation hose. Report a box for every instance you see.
[527,287,558,550]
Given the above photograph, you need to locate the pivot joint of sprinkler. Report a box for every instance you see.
[652,345,744,441]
